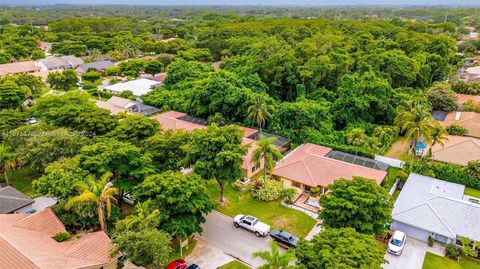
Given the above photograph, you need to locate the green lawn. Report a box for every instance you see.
[464,187,480,199]
[382,167,400,190]
[422,252,480,269]
[168,238,197,261]
[205,181,317,238]
[9,168,41,197]
[390,190,400,202]
[217,260,251,269]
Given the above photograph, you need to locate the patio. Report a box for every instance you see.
[293,193,321,214]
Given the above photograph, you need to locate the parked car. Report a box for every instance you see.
[387,231,407,256]
[122,192,135,206]
[166,259,187,269]
[186,264,200,269]
[233,214,270,237]
[270,229,299,248]
[468,198,479,204]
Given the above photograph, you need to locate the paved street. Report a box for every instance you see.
[195,211,272,268]
[187,238,235,268]
[382,238,445,269]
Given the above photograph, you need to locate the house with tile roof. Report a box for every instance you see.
[457,93,480,105]
[36,55,84,71]
[75,60,114,75]
[153,111,290,179]
[273,143,387,195]
[0,209,117,269]
[104,78,161,97]
[392,173,480,244]
[0,61,38,77]
[438,111,480,138]
[430,135,480,166]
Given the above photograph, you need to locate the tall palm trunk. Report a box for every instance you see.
[98,201,107,233]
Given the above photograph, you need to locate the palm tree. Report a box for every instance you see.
[427,123,449,157]
[247,95,274,132]
[253,136,283,180]
[252,240,296,269]
[65,172,119,233]
[115,201,160,232]
[395,104,436,157]
[0,145,14,185]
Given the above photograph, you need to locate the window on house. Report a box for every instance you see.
[293,182,301,188]
[251,166,256,173]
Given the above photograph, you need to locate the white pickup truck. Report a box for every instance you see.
[233,214,270,237]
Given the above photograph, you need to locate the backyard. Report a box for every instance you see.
[205,180,317,238]
[464,187,480,199]
[9,168,40,197]
[422,252,480,269]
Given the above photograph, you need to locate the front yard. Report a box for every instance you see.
[217,261,250,269]
[205,180,317,238]
[422,252,480,269]
[464,187,480,199]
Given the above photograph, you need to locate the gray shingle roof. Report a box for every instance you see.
[393,173,480,241]
[0,186,34,213]
[77,60,114,72]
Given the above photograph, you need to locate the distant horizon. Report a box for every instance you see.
[3,0,480,7]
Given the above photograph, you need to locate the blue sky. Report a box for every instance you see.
[4,0,480,6]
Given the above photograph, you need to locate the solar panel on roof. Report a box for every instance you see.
[177,115,209,126]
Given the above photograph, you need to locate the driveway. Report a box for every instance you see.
[195,211,271,268]
[383,239,445,269]
[187,238,235,268]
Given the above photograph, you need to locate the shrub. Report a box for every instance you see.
[428,235,434,246]
[464,160,480,180]
[233,181,244,191]
[251,179,283,201]
[282,188,297,204]
[53,232,71,242]
[119,90,134,99]
[446,123,468,136]
[430,162,480,189]
[446,243,461,259]
[309,187,321,197]
[82,71,101,82]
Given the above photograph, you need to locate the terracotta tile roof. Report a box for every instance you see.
[154,111,261,175]
[439,111,480,138]
[273,143,387,187]
[0,209,115,269]
[457,94,480,105]
[96,100,128,115]
[0,61,37,76]
[154,111,206,132]
[239,126,259,138]
[431,135,480,166]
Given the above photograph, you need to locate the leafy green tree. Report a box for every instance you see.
[118,58,146,77]
[0,110,26,136]
[252,240,296,269]
[81,70,101,82]
[47,70,78,91]
[427,82,457,112]
[295,228,386,269]
[319,177,392,235]
[163,58,213,86]
[0,81,28,109]
[144,130,190,171]
[0,145,14,184]
[428,123,448,157]
[145,60,162,75]
[395,103,436,157]
[77,138,154,181]
[73,108,118,136]
[33,157,88,200]
[16,128,89,171]
[31,49,45,60]
[65,172,118,232]
[247,94,274,132]
[464,160,480,181]
[178,48,213,62]
[114,229,172,268]
[107,115,160,146]
[0,74,44,98]
[133,171,214,238]
[183,125,247,203]
[253,136,282,180]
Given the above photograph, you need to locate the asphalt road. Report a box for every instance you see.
[197,211,272,268]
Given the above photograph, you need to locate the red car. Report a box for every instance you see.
[166,259,187,269]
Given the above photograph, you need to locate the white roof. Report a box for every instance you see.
[104,78,161,96]
[466,66,480,75]
[393,173,480,241]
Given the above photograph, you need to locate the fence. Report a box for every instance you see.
[375,155,405,168]
[389,180,399,196]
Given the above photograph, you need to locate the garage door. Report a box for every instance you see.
[392,221,431,242]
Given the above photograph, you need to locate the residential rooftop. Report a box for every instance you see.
[0,186,34,214]
[393,173,480,242]
[430,135,480,166]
